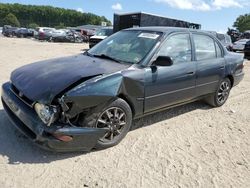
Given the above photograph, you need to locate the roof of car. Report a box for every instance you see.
[99,27,113,30]
[125,26,212,34]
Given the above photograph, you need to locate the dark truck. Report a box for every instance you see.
[113,12,201,33]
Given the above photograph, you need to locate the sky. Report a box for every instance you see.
[1,0,250,33]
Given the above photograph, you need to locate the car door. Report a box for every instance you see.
[144,32,196,113]
[192,33,225,96]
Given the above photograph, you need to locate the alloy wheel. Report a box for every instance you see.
[217,81,230,104]
[96,107,127,142]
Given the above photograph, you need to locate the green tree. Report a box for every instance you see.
[28,23,39,29]
[2,13,20,27]
[0,3,111,27]
[233,14,250,32]
[55,22,65,29]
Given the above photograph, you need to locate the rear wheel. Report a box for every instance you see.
[83,98,132,149]
[205,78,231,107]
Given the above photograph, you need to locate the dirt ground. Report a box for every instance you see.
[0,37,249,188]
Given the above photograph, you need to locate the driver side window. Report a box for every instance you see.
[157,33,192,63]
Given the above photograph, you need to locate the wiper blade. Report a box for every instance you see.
[93,54,121,63]
[84,51,93,57]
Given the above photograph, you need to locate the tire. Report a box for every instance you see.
[83,98,132,149]
[205,78,232,107]
[48,37,53,42]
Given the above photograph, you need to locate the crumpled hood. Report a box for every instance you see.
[11,54,130,104]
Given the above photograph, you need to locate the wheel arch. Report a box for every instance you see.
[117,94,135,117]
[226,75,234,87]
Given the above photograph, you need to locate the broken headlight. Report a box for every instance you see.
[34,103,58,126]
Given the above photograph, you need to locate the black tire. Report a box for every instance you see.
[205,78,232,107]
[83,98,132,149]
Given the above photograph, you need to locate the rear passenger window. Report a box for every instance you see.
[215,41,222,57]
[193,34,216,61]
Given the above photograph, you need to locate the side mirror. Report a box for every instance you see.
[153,56,173,66]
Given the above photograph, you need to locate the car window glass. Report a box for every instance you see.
[89,30,161,64]
[157,33,191,63]
[225,35,232,43]
[216,33,225,43]
[193,34,216,60]
[215,41,222,57]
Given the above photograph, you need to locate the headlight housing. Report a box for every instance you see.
[34,103,57,126]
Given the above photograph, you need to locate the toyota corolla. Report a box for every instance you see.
[1,27,244,152]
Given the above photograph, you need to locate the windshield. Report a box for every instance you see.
[95,28,113,36]
[88,30,162,64]
[225,35,232,43]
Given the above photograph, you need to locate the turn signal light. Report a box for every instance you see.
[52,134,73,142]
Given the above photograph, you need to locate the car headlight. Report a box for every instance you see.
[34,103,57,126]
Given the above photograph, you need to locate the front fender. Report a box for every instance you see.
[63,73,123,117]
[64,67,145,118]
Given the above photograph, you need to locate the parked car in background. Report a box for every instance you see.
[1,27,244,152]
[2,26,18,37]
[35,27,55,40]
[0,27,2,34]
[49,29,67,41]
[244,40,250,60]
[15,28,34,38]
[243,30,250,39]
[209,32,233,51]
[51,30,84,43]
[79,29,91,42]
[2,25,11,34]
[232,39,250,52]
[89,27,113,48]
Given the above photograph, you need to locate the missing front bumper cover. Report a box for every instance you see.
[1,82,107,152]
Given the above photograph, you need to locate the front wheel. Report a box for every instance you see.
[83,98,132,149]
[205,78,231,107]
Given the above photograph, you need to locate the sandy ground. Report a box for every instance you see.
[0,37,249,188]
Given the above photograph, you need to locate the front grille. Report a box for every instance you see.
[11,84,34,108]
[89,38,102,44]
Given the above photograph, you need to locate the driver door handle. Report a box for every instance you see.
[220,66,225,69]
[186,71,195,75]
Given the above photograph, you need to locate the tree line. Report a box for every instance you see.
[0,3,112,28]
[233,13,250,33]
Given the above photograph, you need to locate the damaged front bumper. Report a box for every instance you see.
[1,82,107,152]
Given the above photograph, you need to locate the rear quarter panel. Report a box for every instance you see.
[224,52,244,86]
